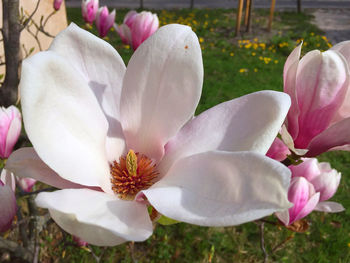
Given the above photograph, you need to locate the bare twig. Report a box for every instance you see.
[260,222,268,263]
[20,0,41,31]
[271,235,294,253]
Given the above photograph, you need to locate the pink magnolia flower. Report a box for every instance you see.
[115,10,159,50]
[0,169,17,232]
[0,106,21,159]
[266,137,290,162]
[277,158,344,225]
[54,0,63,11]
[7,23,292,246]
[73,235,88,247]
[95,6,115,38]
[17,177,36,192]
[283,43,350,157]
[81,0,99,25]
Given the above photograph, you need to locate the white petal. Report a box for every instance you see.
[275,210,290,226]
[49,23,127,162]
[35,189,153,246]
[6,148,92,190]
[20,51,111,192]
[314,201,345,213]
[143,151,291,226]
[120,24,203,161]
[0,169,15,191]
[159,91,291,175]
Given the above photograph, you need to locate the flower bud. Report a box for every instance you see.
[0,106,21,159]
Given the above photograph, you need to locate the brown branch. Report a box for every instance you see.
[271,235,294,253]
[0,237,33,262]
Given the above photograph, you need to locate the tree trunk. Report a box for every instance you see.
[1,0,21,106]
[140,0,144,9]
[190,0,194,9]
[297,0,301,13]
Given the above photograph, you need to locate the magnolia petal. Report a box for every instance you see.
[20,51,111,191]
[280,125,308,156]
[275,210,290,226]
[120,24,203,161]
[6,148,93,190]
[292,192,320,224]
[314,201,345,213]
[266,137,290,162]
[307,117,350,156]
[49,23,127,161]
[0,181,17,232]
[159,91,291,175]
[35,189,153,246]
[294,50,349,148]
[0,169,15,191]
[143,151,291,227]
[284,44,302,139]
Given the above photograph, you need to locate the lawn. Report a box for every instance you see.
[37,7,350,262]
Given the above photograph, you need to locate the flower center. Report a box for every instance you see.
[110,149,159,200]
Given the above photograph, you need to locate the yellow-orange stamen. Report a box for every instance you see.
[110,150,159,200]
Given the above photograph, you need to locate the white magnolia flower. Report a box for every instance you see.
[7,23,292,246]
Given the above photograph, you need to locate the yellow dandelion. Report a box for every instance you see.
[199,37,204,43]
[239,68,248,73]
[251,52,256,56]
[274,60,278,64]
[230,52,234,57]
[254,68,258,72]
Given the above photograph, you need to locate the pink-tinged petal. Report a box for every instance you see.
[17,178,36,193]
[115,23,132,45]
[53,0,63,11]
[0,180,17,232]
[294,50,349,148]
[82,0,99,24]
[159,91,290,176]
[0,106,21,158]
[143,151,291,226]
[266,137,290,161]
[306,116,350,156]
[310,168,341,201]
[120,24,203,161]
[314,201,345,213]
[288,177,311,223]
[275,210,290,226]
[20,51,111,192]
[330,43,350,123]
[123,10,137,28]
[288,177,320,224]
[284,44,302,139]
[131,12,159,50]
[331,40,350,63]
[0,169,15,191]
[289,158,320,181]
[49,23,127,162]
[96,7,115,38]
[291,192,319,224]
[6,148,97,190]
[35,189,153,246]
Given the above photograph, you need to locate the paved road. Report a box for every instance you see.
[66,0,350,9]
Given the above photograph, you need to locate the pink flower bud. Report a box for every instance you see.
[17,177,37,193]
[72,235,88,247]
[0,106,21,159]
[81,0,99,25]
[131,11,159,50]
[289,158,341,202]
[95,6,115,38]
[54,0,63,11]
[283,43,350,157]
[0,169,17,232]
[115,11,159,50]
[266,137,290,161]
[277,176,320,225]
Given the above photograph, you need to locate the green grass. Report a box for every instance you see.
[40,8,350,262]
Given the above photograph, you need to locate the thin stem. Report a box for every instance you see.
[20,0,41,31]
[260,222,268,263]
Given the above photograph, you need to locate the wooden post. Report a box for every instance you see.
[244,0,253,32]
[140,0,144,9]
[297,0,301,13]
[0,0,21,106]
[235,0,244,37]
[267,0,276,32]
[190,0,194,9]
